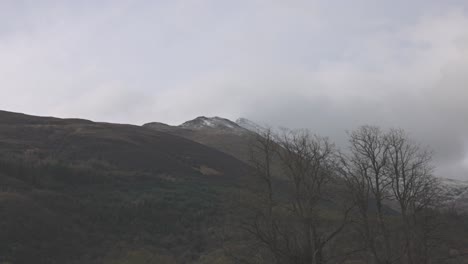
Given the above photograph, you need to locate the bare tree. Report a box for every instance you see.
[340,126,442,264]
[238,129,352,264]
[385,129,441,264]
[233,125,442,264]
[340,126,396,264]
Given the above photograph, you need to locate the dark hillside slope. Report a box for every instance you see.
[0,110,249,179]
[0,110,93,125]
[0,110,251,264]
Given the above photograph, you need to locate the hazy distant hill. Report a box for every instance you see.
[144,116,260,165]
[439,178,468,211]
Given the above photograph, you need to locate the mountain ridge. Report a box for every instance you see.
[143,116,262,165]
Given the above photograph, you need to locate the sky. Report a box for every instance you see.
[1,0,468,179]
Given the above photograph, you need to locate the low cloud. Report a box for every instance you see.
[0,1,467,179]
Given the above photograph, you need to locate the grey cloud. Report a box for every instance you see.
[0,1,468,179]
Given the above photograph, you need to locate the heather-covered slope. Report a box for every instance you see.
[0,110,251,263]
[0,110,249,179]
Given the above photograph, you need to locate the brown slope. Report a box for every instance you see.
[0,110,256,263]
[143,117,287,179]
[0,110,250,179]
[143,119,257,165]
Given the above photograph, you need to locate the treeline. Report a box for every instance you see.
[230,125,464,264]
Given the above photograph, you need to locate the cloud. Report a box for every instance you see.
[150,7,468,179]
[0,1,468,179]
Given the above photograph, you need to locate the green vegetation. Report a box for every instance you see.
[0,158,230,263]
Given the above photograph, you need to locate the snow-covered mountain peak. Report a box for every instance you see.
[180,116,243,131]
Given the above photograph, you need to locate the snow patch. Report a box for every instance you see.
[439,177,468,211]
[180,116,246,133]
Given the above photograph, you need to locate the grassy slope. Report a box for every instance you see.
[0,110,249,263]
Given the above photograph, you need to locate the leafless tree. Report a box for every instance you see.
[340,126,396,264]
[238,129,352,264]
[385,129,441,264]
[339,126,442,264]
[233,125,443,264]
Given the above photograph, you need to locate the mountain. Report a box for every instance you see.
[144,116,260,165]
[2,110,468,262]
[0,111,249,179]
[181,116,246,133]
[439,178,468,211]
[0,110,252,263]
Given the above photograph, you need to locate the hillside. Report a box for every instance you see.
[0,110,251,264]
[0,111,250,179]
[2,110,468,263]
[143,116,259,165]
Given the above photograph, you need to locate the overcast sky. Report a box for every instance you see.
[1,0,468,179]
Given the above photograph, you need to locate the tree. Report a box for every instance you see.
[233,125,443,264]
[340,126,395,264]
[238,129,351,264]
[340,126,441,264]
[385,129,441,264]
